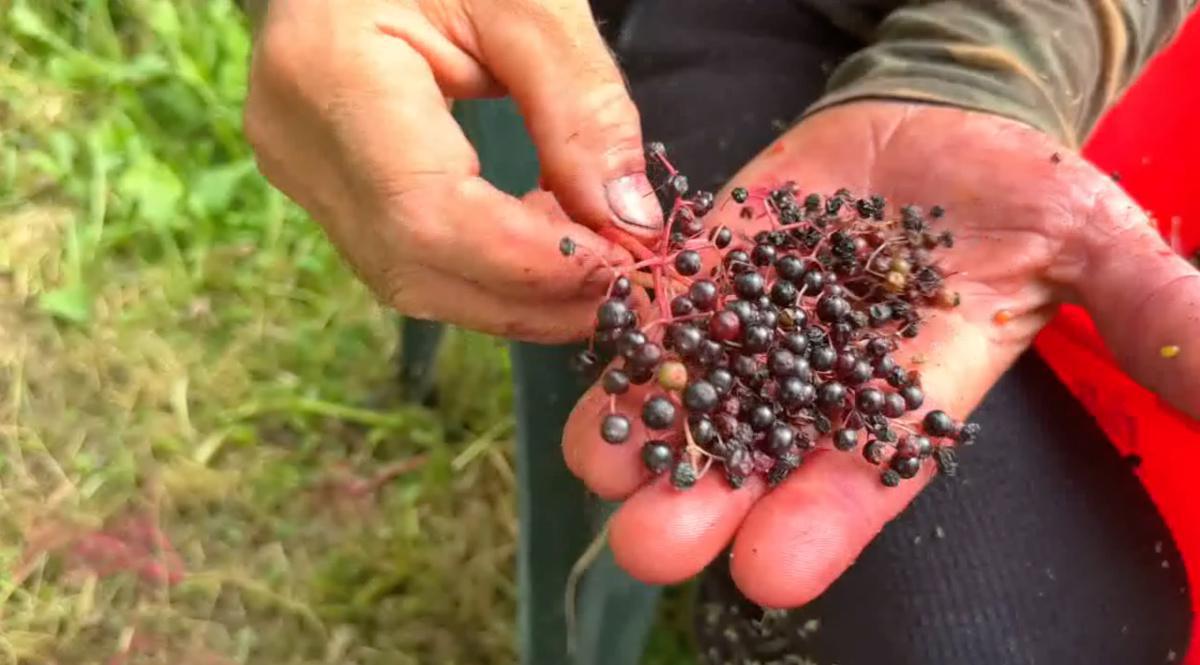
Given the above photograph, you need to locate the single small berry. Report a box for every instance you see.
[602,369,630,395]
[856,387,886,414]
[734,271,766,299]
[767,424,796,455]
[751,243,777,266]
[900,385,925,410]
[674,250,703,276]
[955,422,982,445]
[689,279,719,310]
[597,299,632,330]
[689,416,717,446]
[712,227,733,248]
[611,276,632,298]
[683,380,719,413]
[708,310,742,342]
[811,346,837,372]
[731,187,749,203]
[833,428,859,451]
[559,237,576,256]
[883,392,907,418]
[891,455,921,479]
[642,395,678,430]
[778,377,816,408]
[642,441,674,473]
[743,325,773,353]
[629,342,664,370]
[707,367,734,396]
[816,381,847,413]
[863,440,887,465]
[881,469,901,487]
[748,403,776,432]
[601,414,631,444]
[923,410,957,437]
[658,360,689,391]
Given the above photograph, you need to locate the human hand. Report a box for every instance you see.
[243,0,662,342]
[562,101,1200,607]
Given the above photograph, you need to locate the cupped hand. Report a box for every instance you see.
[243,0,662,342]
[562,101,1200,607]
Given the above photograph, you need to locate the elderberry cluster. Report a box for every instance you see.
[564,143,979,490]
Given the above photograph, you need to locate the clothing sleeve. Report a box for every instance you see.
[806,1,1198,148]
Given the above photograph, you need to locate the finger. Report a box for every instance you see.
[727,299,1019,608]
[1073,192,1200,419]
[464,0,663,237]
[391,264,605,343]
[608,473,767,585]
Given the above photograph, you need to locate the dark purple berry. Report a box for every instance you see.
[670,295,695,317]
[689,416,717,446]
[810,346,837,372]
[901,385,925,410]
[748,404,776,432]
[611,276,632,298]
[801,270,825,293]
[712,227,733,248]
[726,300,758,326]
[689,280,719,310]
[618,330,647,358]
[866,337,893,358]
[911,435,934,458]
[743,325,772,353]
[751,243,776,266]
[630,342,663,370]
[767,424,796,455]
[817,295,851,323]
[601,414,631,444]
[767,349,798,377]
[731,187,749,203]
[707,368,734,396]
[629,365,654,385]
[731,355,758,379]
[856,387,885,414]
[834,428,859,451]
[843,360,874,386]
[674,250,702,276]
[725,250,752,273]
[668,323,703,357]
[816,381,847,413]
[698,340,724,367]
[782,331,809,356]
[642,441,674,473]
[776,255,805,282]
[923,410,956,437]
[559,237,576,256]
[955,422,982,445]
[602,369,630,395]
[873,355,898,379]
[883,392,907,418]
[770,280,797,307]
[885,365,910,388]
[597,298,632,329]
[683,381,719,413]
[734,271,766,299]
[891,455,921,479]
[642,396,677,430]
[778,377,816,408]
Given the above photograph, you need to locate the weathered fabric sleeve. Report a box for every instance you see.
[807,1,1198,148]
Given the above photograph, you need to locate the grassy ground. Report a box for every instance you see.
[0,1,701,663]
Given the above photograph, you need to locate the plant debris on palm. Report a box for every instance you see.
[565,143,979,490]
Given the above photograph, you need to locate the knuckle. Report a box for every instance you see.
[568,84,644,165]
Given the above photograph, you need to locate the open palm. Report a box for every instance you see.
[561,101,1200,607]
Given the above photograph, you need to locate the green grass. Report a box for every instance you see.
[0,1,698,663]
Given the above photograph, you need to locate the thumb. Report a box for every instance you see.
[465,0,664,238]
[1073,191,1200,420]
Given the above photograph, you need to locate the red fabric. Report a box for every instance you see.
[1032,15,1200,661]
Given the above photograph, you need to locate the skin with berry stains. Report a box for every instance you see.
[561,101,1200,612]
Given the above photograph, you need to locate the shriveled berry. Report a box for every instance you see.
[923,410,956,437]
[834,428,859,451]
[816,381,847,412]
[683,380,719,413]
[597,299,632,329]
[885,365,910,388]
[688,280,719,310]
[670,295,695,317]
[731,354,758,379]
[742,405,772,433]
[671,459,698,488]
[767,349,798,377]
[856,387,886,414]
[734,271,766,299]
[768,458,798,486]
[642,396,677,430]
[881,469,902,487]
[956,422,982,445]
[602,369,630,395]
[934,446,959,476]
[863,440,887,465]
[642,441,674,473]
[866,337,893,358]
[674,250,702,276]
[601,414,631,444]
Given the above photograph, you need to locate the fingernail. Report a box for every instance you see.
[605,174,664,236]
